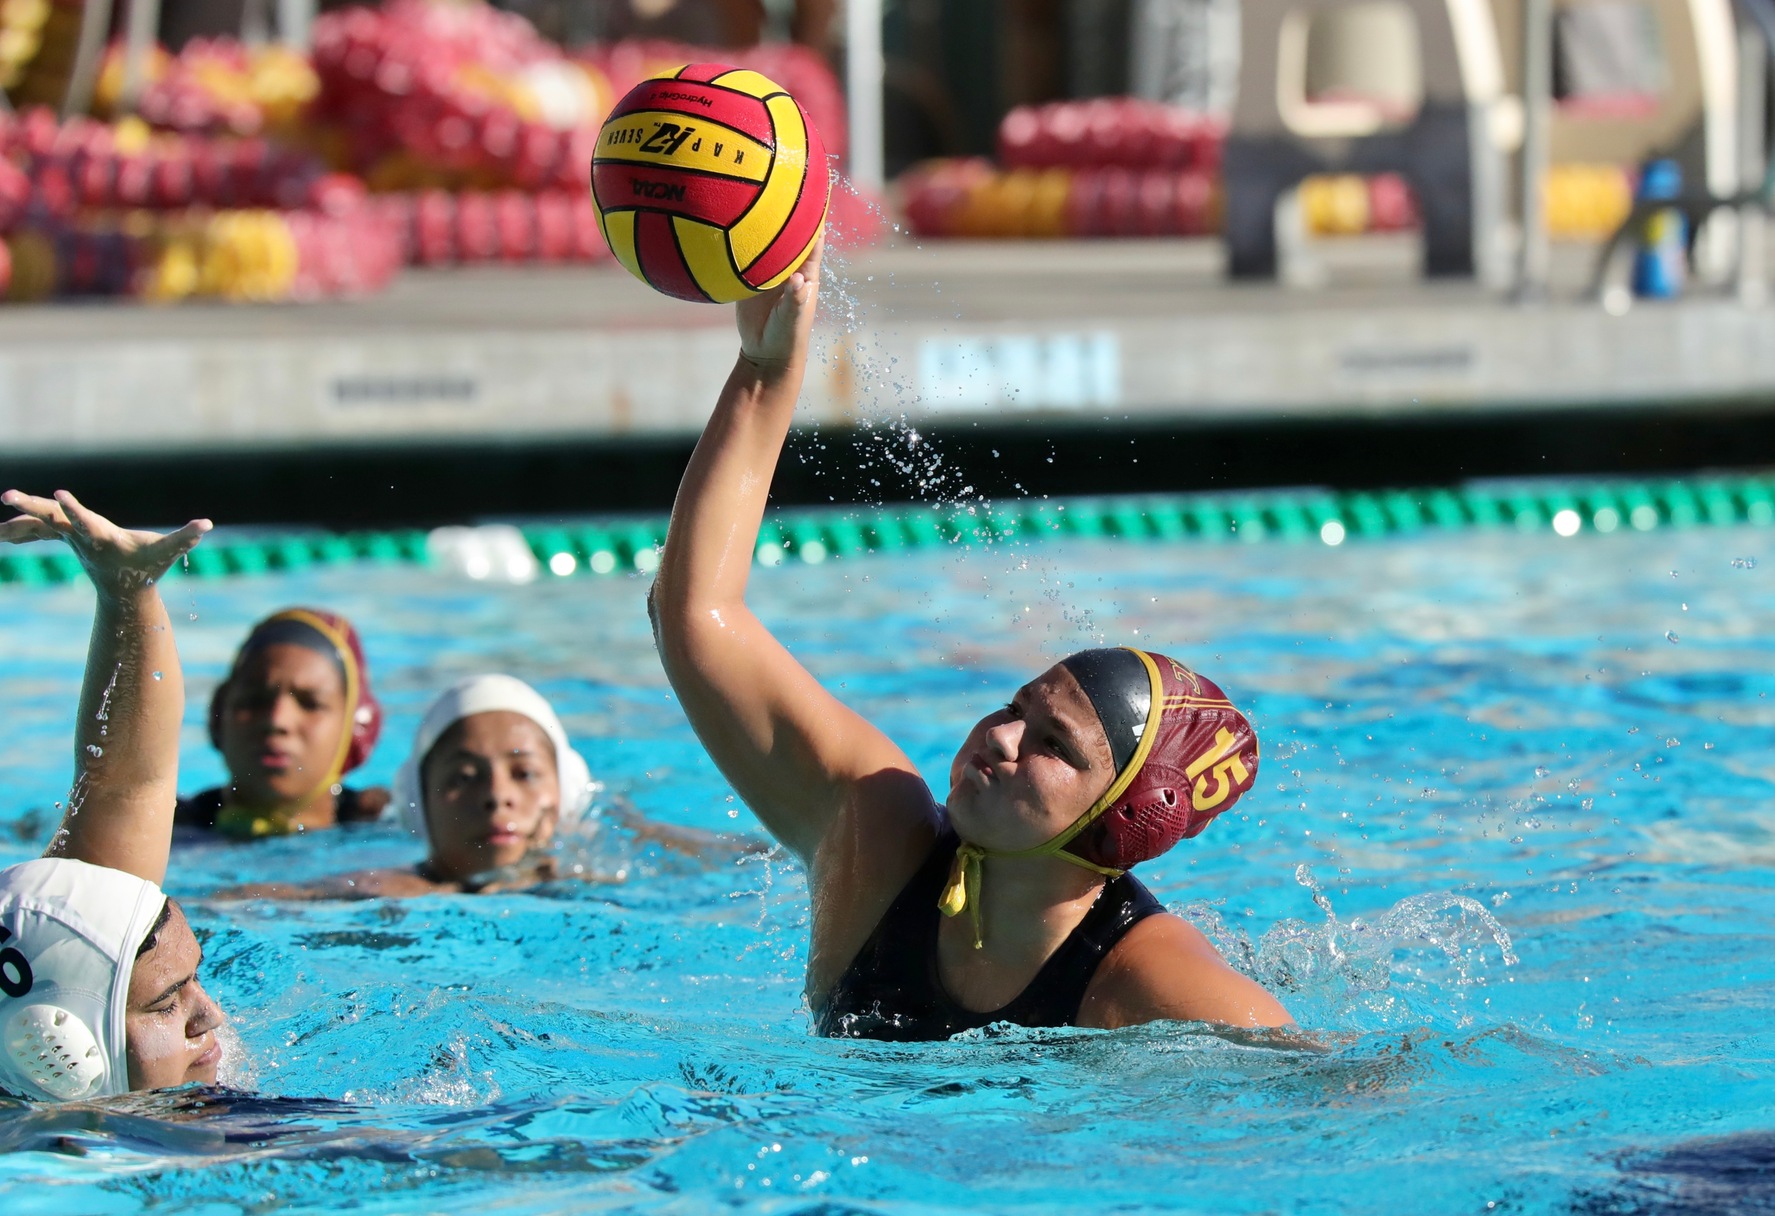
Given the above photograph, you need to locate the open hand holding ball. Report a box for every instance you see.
[589,63,830,303]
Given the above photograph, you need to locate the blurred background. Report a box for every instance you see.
[3,0,1775,525]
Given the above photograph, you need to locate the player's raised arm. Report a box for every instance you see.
[0,491,210,885]
[649,241,933,863]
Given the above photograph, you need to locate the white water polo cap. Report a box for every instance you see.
[0,858,166,1102]
[392,674,598,838]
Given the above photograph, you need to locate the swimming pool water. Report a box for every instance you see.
[1,520,1773,1214]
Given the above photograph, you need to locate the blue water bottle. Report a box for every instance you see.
[1631,158,1687,299]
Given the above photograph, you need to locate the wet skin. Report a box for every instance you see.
[421,711,562,882]
[125,903,225,1090]
[943,663,1119,853]
[216,643,349,815]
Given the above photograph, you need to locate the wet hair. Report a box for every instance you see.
[135,898,174,959]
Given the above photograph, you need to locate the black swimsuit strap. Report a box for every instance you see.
[174,785,372,832]
[817,830,1166,1041]
[172,787,228,831]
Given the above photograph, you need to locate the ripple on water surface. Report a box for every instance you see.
[1,526,1773,1213]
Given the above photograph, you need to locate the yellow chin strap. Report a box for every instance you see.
[938,648,1164,949]
[215,805,301,839]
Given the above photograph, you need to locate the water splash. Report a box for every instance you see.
[807,176,1001,521]
[1181,865,1517,1033]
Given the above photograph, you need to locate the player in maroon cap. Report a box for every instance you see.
[176,608,389,839]
[649,239,1291,1041]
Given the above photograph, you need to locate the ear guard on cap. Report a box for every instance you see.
[1062,650,1259,871]
[0,858,167,1103]
[3,1004,104,1101]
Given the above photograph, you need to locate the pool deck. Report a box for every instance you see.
[5,234,1775,460]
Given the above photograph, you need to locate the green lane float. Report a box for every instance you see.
[4,473,1775,587]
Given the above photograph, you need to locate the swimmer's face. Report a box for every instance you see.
[217,643,349,808]
[125,903,225,1091]
[421,711,561,881]
[945,663,1117,852]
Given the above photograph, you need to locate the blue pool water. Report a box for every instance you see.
[1,520,1773,1214]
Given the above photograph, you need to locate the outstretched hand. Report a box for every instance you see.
[0,490,211,599]
[736,235,824,374]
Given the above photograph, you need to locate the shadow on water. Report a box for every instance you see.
[0,1085,751,1174]
[1574,1132,1775,1215]
[0,1089,374,1159]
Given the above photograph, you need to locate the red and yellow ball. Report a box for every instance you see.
[590,62,829,303]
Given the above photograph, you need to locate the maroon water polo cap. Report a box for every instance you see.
[208,607,383,775]
[1052,646,1259,871]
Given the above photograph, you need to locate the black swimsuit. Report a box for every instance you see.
[816,831,1164,1041]
[173,786,382,833]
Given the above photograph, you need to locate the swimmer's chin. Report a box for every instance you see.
[483,843,546,873]
[446,851,558,891]
[939,799,993,847]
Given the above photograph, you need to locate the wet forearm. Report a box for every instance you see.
[655,353,803,619]
[54,586,183,880]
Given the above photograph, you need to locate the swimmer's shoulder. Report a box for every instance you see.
[213,868,458,901]
[336,867,458,898]
[337,786,391,823]
[805,788,944,999]
[810,767,942,900]
[174,787,226,832]
[1077,912,1293,1032]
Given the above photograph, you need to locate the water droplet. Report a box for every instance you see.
[84,744,102,757]
[1732,557,1757,569]
[1665,631,1680,643]
[151,671,163,681]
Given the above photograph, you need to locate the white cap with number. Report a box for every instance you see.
[0,858,166,1102]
